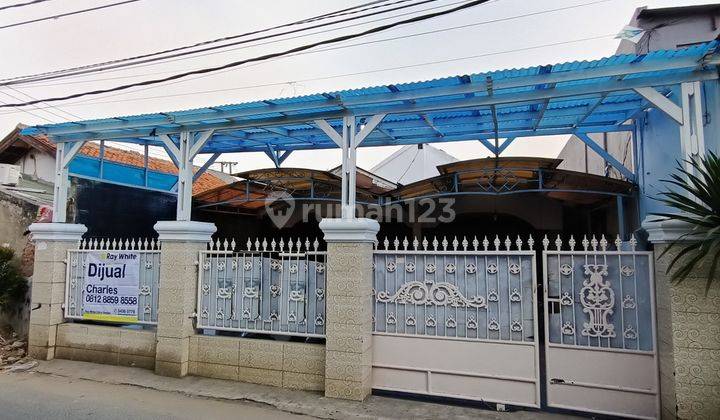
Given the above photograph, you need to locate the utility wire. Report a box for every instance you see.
[0,33,615,116]
[6,0,609,89]
[0,0,429,84]
[12,0,470,88]
[0,0,141,31]
[0,0,52,12]
[0,0,491,108]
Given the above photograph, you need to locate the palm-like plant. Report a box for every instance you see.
[652,152,720,292]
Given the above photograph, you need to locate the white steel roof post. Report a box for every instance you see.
[51,140,84,223]
[318,115,382,401]
[344,115,356,219]
[176,131,193,221]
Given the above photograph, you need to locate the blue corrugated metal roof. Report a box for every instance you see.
[22,41,719,153]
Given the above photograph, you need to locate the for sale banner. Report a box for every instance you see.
[82,251,140,322]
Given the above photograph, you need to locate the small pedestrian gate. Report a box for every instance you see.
[372,236,541,408]
[543,235,658,419]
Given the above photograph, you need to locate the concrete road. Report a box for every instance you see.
[0,372,311,420]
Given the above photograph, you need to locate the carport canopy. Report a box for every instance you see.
[23,41,719,223]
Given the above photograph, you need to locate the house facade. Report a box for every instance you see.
[12,5,720,419]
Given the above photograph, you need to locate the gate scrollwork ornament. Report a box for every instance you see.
[376,281,486,308]
[559,264,573,276]
[487,289,499,302]
[620,265,635,277]
[467,316,478,330]
[509,263,521,275]
[386,261,397,272]
[622,294,637,309]
[488,318,500,331]
[579,264,616,338]
[561,322,575,336]
[425,263,436,274]
[623,324,638,340]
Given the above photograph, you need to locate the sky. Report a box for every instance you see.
[0,0,714,173]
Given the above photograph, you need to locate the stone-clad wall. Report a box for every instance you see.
[188,335,325,391]
[654,244,720,419]
[54,323,156,369]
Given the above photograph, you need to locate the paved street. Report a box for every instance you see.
[0,360,578,420]
[0,372,309,420]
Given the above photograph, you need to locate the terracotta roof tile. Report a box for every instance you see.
[30,134,227,195]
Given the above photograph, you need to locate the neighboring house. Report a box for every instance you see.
[557,4,720,184]
[0,123,232,261]
[369,143,458,185]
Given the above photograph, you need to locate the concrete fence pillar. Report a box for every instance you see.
[27,222,87,360]
[319,218,379,401]
[153,221,216,378]
[644,218,720,419]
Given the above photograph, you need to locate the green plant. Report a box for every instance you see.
[653,152,720,292]
[0,246,28,309]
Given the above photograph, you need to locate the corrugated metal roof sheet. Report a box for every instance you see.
[22,41,719,154]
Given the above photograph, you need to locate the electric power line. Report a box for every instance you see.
[0,33,615,116]
[0,0,141,31]
[0,0,53,12]
[5,0,611,92]
[0,0,434,85]
[11,0,472,88]
[0,0,492,108]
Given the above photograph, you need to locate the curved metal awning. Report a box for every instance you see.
[21,42,719,154]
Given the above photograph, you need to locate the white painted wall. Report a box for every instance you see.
[14,152,55,183]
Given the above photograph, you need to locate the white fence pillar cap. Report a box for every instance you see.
[319,218,379,243]
[29,222,87,242]
[642,216,697,244]
[154,220,216,242]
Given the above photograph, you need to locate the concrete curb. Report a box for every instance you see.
[29,359,572,419]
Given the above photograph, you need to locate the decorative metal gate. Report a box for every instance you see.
[372,236,540,408]
[542,235,658,419]
[197,238,326,338]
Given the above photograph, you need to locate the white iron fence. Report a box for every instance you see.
[65,238,161,325]
[197,238,327,338]
[373,235,537,342]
